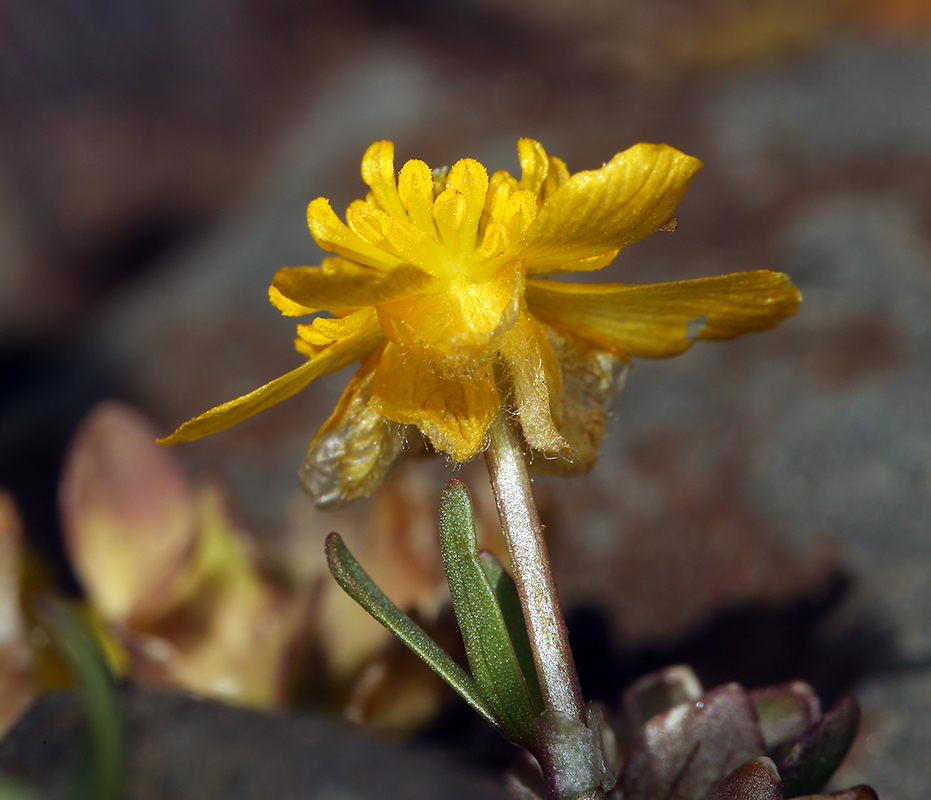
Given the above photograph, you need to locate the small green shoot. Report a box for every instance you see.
[39,599,122,800]
[325,531,499,729]
[439,479,540,747]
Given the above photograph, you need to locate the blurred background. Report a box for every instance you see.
[1,0,930,796]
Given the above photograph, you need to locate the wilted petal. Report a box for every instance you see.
[159,317,384,444]
[526,271,801,358]
[526,323,630,475]
[520,143,702,275]
[300,349,408,510]
[370,343,499,462]
[498,313,566,456]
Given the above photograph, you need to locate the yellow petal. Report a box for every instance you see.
[483,169,520,224]
[517,138,550,199]
[273,261,440,312]
[360,141,407,220]
[159,318,384,444]
[268,285,314,317]
[370,344,499,461]
[299,347,406,510]
[341,200,442,274]
[520,143,703,275]
[297,308,377,346]
[541,155,570,201]
[307,197,405,270]
[526,271,801,358]
[268,285,315,317]
[477,170,521,259]
[309,308,377,340]
[432,158,488,259]
[498,313,566,455]
[295,325,333,348]
[517,140,570,202]
[398,159,438,235]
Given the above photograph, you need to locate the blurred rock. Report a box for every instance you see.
[846,0,931,36]
[549,423,840,648]
[832,669,931,798]
[458,0,848,78]
[0,688,512,800]
[0,0,359,343]
[705,45,931,188]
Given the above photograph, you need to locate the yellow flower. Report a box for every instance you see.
[161,139,800,508]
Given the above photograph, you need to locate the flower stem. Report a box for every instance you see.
[485,412,604,800]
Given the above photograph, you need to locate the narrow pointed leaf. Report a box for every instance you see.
[324,532,498,729]
[780,697,860,798]
[478,550,543,713]
[39,599,123,800]
[440,480,539,746]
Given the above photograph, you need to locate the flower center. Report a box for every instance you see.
[376,259,526,371]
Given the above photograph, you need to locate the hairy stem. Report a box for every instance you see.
[485,412,603,800]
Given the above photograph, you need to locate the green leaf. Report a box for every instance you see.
[39,599,122,800]
[324,532,499,730]
[439,479,539,747]
[478,550,543,713]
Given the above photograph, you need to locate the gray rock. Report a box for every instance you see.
[0,688,512,800]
